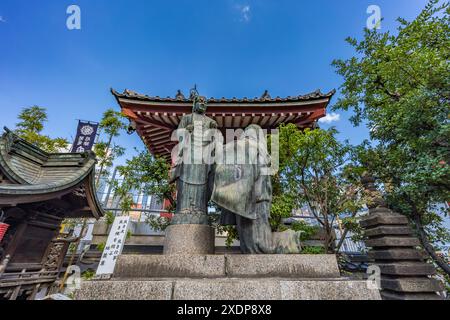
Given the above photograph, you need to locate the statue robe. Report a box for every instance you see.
[212,138,274,254]
[171,112,217,216]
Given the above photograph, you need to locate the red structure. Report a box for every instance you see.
[112,88,335,160]
[0,223,9,242]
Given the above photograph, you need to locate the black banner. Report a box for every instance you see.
[70,121,99,153]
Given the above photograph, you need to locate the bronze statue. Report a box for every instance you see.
[169,89,301,253]
[170,89,218,225]
[212,124,274,253]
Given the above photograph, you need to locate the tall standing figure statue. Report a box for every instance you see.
[212,124,274,254]
[170,88,218,225]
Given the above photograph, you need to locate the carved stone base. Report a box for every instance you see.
[163,224,215,255]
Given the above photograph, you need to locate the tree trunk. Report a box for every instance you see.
[413,214,450,276]
[324,225,335,254]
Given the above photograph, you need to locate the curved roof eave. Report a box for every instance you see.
[0,129,105,218]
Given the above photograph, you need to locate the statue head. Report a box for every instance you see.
[244,124,271,169]
[244,124,264,141]
[193,95,207,114]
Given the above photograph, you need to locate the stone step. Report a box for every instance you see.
[75,279,381,300]
[113,254,341,279]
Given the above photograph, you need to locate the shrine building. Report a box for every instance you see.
[0,128,104,300]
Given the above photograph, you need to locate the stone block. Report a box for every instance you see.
[163,224,215,255]
[365,226,412,237]
[369,249,426,261]
[113,254,341,279]
[75,280,173,300]
[365,237,420,248]
[377,262,436,276]
[173,279,282,300]
[272,230,302,254]
[280,280,381,300]
[360,215,409,228]
[92,220,110,235]
[75,279,381,300]
[381,277,444,293]
[173,279,381,300]
[367,207,396,215]
[225,254,340,278]
[114,254,226,278]
[380,291,443,300]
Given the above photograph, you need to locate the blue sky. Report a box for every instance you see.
[0,0,431,161]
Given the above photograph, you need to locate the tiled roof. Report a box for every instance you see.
[111,88,336,104]
[0,128,104,218]
[112,88,335,160]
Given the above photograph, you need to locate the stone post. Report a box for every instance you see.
[360,175,444,300]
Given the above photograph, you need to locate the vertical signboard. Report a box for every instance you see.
[96,216,130,276]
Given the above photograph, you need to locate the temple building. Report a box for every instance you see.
[112,88,335,159]
[0,128,104,300]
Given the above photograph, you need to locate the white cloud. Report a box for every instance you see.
[319,112,341,124]
[235,4,251,22]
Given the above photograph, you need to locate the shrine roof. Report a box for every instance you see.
[111,88,336,104]
[0,128,104,218]
[112,88,335,159]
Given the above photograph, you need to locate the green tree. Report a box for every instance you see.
[94,109,127,186]
[111,149,175,215]
[276,124,367,253]
[332,0,450,274]
[15,106,68,152]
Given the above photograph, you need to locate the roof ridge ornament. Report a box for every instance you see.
[261,90,271,100]
[175,90,185,100]
[124,89,139,97]
[189,85,199,101]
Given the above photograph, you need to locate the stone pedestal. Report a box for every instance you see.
[112,254,341,279]
[163,224,215,255]
[75,254,381,300]
[76,279,380,300]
